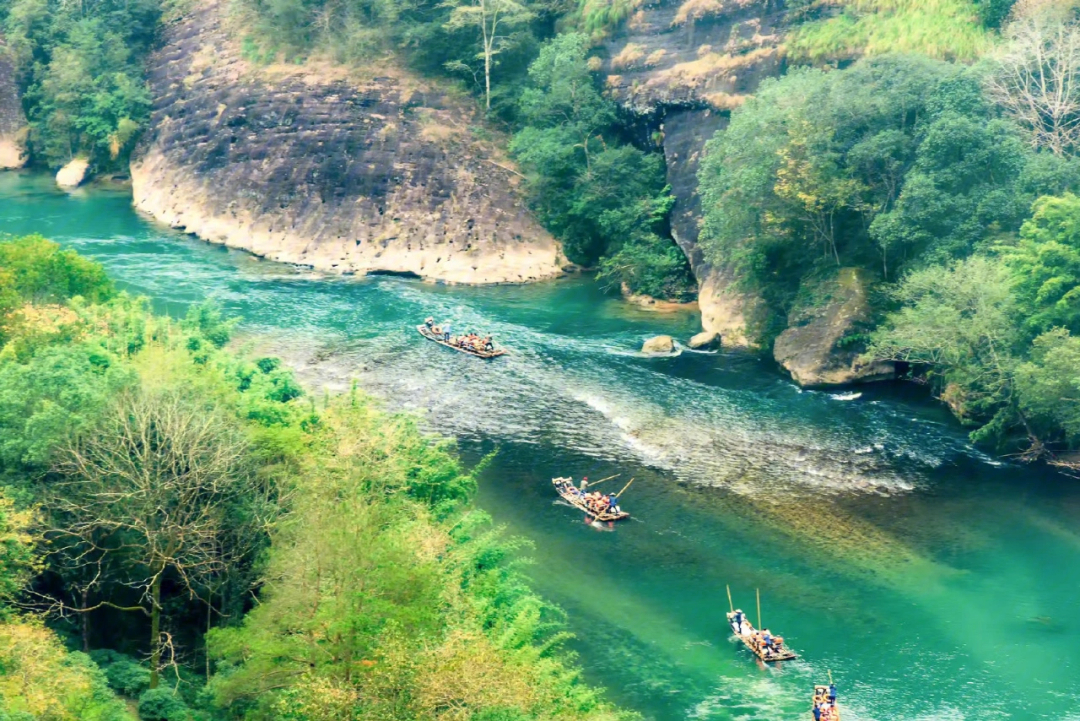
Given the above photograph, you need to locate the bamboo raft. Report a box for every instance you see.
[417,325,506,358]
[726,610,797,662]
[812,685,841,721]
[552,477,630,522]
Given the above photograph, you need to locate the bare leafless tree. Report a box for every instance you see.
[49,387,263,688]
[986,10,1080,156]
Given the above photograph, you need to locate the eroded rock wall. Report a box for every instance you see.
[602,0,787,345]
[132,1,564,283]
[773,268,896,386]
[0,42,27,170]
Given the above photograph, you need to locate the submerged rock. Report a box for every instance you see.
[132,0,564,285]
[0,44,27,170]
[642,335,675,353]
[56,158,90,188]
[773,268,896,387]
[688,330,721,350]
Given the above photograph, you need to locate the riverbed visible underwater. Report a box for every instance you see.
[3,172,1079,721]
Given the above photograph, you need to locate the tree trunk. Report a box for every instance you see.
[149,573,162,690]
[484,45,492,111]
[81,587,90,653]
[205,588,213,679]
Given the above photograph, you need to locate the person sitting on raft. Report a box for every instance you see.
[424,317,435,330]
[483,336,494,352]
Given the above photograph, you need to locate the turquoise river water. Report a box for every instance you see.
[2,172,1079,721]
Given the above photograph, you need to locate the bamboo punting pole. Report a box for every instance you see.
[726,584,734,614]
[589,474,621,487]
[615,478,635,497]
[828,669,833,686]
[756,588,762,630]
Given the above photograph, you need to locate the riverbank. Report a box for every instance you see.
[128,0,565,286]
[3,173,1080,720]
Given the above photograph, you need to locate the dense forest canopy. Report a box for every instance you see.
[0,0,161,168]
[699,0,1080,460]
[0,235,633,720]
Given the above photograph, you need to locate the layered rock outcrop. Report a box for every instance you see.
[772,268,896,387]
[56,158,90,188]
[602,0,787,345]
[132,1,564,283]
[688,329,720,350]
[0,43,27,170]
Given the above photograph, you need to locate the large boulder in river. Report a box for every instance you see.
[56,158,90,188]
[0,43,27,170]
[131,0,565,284]
[688,330,721,350]
[642,335,676,354]
[773,268,896,387]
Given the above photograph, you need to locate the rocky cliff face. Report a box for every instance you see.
[773,268,896,387]
[132,1,565,284]
[602,0,787,346]
[0,42,27,170]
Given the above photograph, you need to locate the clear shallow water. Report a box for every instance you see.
[3,172,1079,720]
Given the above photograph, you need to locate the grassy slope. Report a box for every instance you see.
[788,0,991,62]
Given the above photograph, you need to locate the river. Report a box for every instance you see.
[2,172,1079,721]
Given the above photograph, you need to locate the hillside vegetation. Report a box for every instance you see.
[699,2,1080,463]
[0,235,634,721]
[788,0,996,61]
[0,0,162,170]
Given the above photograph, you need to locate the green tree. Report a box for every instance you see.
[0,490,36,613]
[1005,193,1080,336]
[774,118,869,265]
[0,235,114,306]
[511,34,692,297]
[868,255,1022,443]
[1015,328,1080,449]
[1,0,159,168]
[699,54,1080,343]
